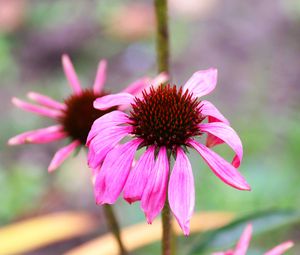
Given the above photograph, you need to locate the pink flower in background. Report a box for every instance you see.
[87,68,250,235]
[212,224,294,255]
[9,54,167,172]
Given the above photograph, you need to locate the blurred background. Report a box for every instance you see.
[1,0,300,254]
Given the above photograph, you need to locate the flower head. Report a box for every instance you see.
[212,224,294,255]
[87,68,250,235]
[9,54,167,172]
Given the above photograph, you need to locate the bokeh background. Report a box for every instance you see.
[1,0,300,254]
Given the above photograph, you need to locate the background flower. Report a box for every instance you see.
[9,54,166,171]
[212,224,294,255]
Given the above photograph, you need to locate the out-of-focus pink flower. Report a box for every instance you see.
[9,54,167,172]
[105,3,155,41]
[212,224,294,255]
[87,68,250,235]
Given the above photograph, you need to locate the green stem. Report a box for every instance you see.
[103,204,128,255]
[162,200,174,255]
[154,1,174,254]
[154,0,170,74]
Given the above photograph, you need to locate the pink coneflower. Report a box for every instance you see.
[9,54,167,172]
[87,68,250,235]
[212,224,294,255]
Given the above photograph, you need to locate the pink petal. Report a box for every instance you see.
[8,130,38,145]
[199,122,243,168]
[122,72,168,97]
[141,147,169,224]
[123,146,156,203]
[93,59,107,93]
[8,125,65,145]
[25,126,66,144]
[94,139,142,204]
[212,252,233,255]
[132,73,169,100]
[26,131,67,144]
[200,100,229,125]
[200,100,230,148]
[168,147,195,236]
[62,54,82,94]
[93,93,134,110]
[264,241,294,255]
[122,77,150,95]
[48,140,80,172]
[188,139,250,191]
[86,111,130,146]
[233,224,252,255]
[27,92,66,111]
[87,125,132,169]
[12,97,63,119]
[206,132,225,148]
[183,68,218,98]
[151,72,169,88]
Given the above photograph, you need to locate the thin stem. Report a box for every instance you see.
[154,0,174,254]
[103,204,128,255]
[154,0,170,74]
[162,200,173,255]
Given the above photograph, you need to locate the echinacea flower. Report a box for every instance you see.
[212,224,294,255]
[9,54,167,172]
[87,68,251,235]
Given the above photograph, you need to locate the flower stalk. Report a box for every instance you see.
[155,0,169,74]
[162,200,175,255]
[103,205,128,255]
[154,0,174,254]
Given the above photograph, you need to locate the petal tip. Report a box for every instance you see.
[61,53,70,62]
[7,138,18,145]
[47,164,57,173]
[11,97,20,106]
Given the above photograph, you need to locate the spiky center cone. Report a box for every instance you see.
[130,85,204,151]
[60,89,115,144]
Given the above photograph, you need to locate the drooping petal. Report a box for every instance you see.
[183,68,218,98]
[188,139,250,191]
[27,92,66,111]
[200,100,229,125]
[93,93,135,110]
[264,241,294,255]
[48,140,80,172]
[12,97,63,119]
[8,125,65,145]
[168,147,195,236]
[93,59,107,93]
[123,146,156,203]
[141,147,169,224]
[62,54,82,94]
[122,77,150,95]
[200,100,230,148]
[198,122,243,168]
[86,111,130,145]
[87,125,132,169]
[206,132,225,148]
[94,139,142,204]
[233,224,252,255]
